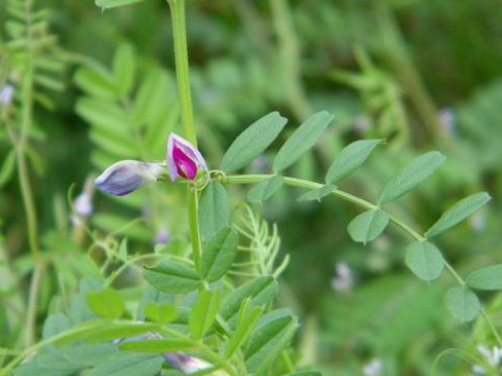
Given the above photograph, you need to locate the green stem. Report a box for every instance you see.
[223,174,502,346]
[167,0,203,272]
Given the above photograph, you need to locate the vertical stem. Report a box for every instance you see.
[16,0,43,347]
[168,0,196,146]
[270,0,311,121]
[167,0,202,272]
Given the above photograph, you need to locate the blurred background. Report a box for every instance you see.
[2,0,502,374]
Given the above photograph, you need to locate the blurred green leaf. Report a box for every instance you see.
[378,152,445,204]
[119,339,193,353]
[200,227,238,282]
[347,209,390,243]
[405,241,444,282]
[86,289,125,319]
[144,302,178,324]
[425,192,491,238]
[221,112,287,173]
[143,260,201,293]
[466,264,502,291]
[42,313,70,340]
[88,353,163,376]
[95,0,149,10]
[297,185,336,202]
[113,43,135,96]
[445,287,479,322]
[273,111,333,172]
[74,67,117,99]
[326,139,382,184]
[199,180,230,241]
[247,175,284,203]
[189,289,221,339]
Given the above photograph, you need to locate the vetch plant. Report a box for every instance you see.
[2,0,502,375]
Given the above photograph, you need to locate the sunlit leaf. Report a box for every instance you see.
[273,111,333,172]
[326,139,382,184]
[425,192,491,238]
[221,112,287,173]
[405,241,444,282]
[347,209,390,244]
[378,151,445,204]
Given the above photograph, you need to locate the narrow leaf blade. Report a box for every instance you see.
[425,192,491,238]
[378,151,445,204]
[221,112,287,173]
[143,260,201,293]
[247,175,284,203]
[198,181,230,241]
[466,264,502,291]
[273,111,334,172]
[200,227,238,282]
[326,139,383,184]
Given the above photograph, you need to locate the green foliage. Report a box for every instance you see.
[86,289,125,319]
[273,111,334,173]
[425,193,491,238]
[95,0,149,10]
[220,112,287,173]
[200,227,238,282]
[325,139,382,184]
[297,185,337,202]
[143,260,201,293]
[247,175,285,203]
[347,209,390,244]
[445,287,480,322]
[466,265,502,291]
[378,152,446,204]
[198,180,230,241]
[189,288,221,339]
[405,241,444,282]
[244,309,299,374]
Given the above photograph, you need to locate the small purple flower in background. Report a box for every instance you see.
[155,227,170,245]
[94,160,165,196]
[163,353,228,375]
[167,133,207,182]
[472,344,502,375]
[363,358,383,376]
[438,107,456,136]
[0,84,14,106]
[330,262,354,293]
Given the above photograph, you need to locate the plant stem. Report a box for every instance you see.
[167,0,202,272]
[223,174,502,346]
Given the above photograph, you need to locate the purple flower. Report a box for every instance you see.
[167,133,207,182]
[163,353,227,375]
[155,227,170,245]
[94,160,165,196]
[0,84,14,106]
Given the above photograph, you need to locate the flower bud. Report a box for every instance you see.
[167,133,207,181]
[94,160,164,196]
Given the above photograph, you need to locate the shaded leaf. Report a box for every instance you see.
[189,289,221,339]
[86,289,125,319]
[297,185,336,202]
